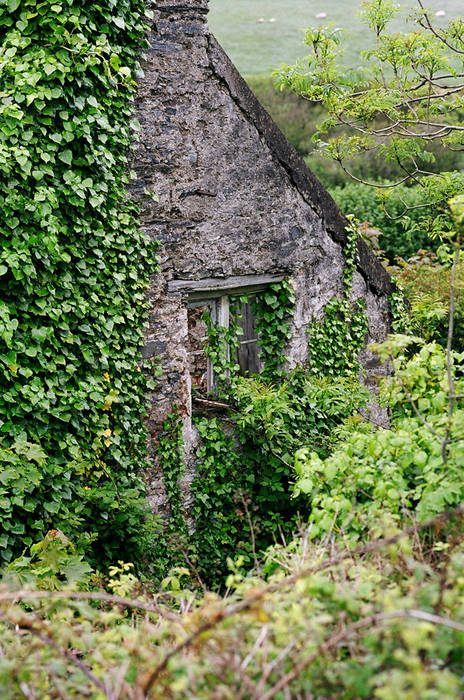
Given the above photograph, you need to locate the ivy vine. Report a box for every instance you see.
[251,279,295,380]
[307,217,369,377]
[155,279,370,588]
[389,290,412,334]
[202,297,244,396]
[202,282,296,393]
[154,414,189,574]
[190,416,255,584]
[157,414,187,539]
[157,283,299,586]
[0,0,158,566]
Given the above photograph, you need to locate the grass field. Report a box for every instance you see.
[209,0,464,76]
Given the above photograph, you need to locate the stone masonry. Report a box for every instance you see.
[131,0,393,514]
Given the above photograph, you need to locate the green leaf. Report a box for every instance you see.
[0,0,157,573]
[112,16,125,30]
[58,150,73,165]
[31,327,48,342]
[44,501,60,514]
[110,54,120,71]
[62,557,92,583]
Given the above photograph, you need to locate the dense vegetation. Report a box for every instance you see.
[1,314,463,696]
[153,272,370,588]
[0,0,463,697]
[0,0,157,568]
[2,508,464,698]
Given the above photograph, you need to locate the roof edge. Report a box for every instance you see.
[206,35,393,297]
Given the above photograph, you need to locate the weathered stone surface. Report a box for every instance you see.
[132,0,393,514]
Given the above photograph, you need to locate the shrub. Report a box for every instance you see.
[1,515,464,698]
[330,181,436,260]
[294,339,464,541]
[158,371,370,589]
[394,253,464,352]
[2,528,92,591]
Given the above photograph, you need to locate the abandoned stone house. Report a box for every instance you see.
[131,0,393,511]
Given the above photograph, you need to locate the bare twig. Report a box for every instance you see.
[382,198,434,221]
[0,590,180,623]
[260,609,464,700]
[0,608,109,697]
[242,496,260,573]
[142,503,464,694]
[335,160,415,188]
[240,624,269,672]
[182,548,208,594]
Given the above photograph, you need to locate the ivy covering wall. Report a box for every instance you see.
[0,0,157,566]
[156,278,371,588]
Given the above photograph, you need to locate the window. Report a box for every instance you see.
[168,274,285,396]
[233,297,260,376]
[186,303,212,394]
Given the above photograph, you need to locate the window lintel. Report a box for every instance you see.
[168,273,285,301]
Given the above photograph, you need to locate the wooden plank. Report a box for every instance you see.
[236,301,260,375]
[207,296,230,392]
[216,295,229,329]
[167,273,285,299]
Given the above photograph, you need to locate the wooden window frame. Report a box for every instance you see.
[173,274,285,393]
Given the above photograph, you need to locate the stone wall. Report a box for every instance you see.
[131,0,393,514]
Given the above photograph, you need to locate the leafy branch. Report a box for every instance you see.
[276,0,464,212]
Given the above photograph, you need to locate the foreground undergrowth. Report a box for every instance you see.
[1,506,464,698]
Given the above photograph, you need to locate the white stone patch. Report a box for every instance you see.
[269,17,277,23]
[316,12,327,19]
[435,10,446,17]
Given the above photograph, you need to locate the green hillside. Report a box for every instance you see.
[209,0,463,75]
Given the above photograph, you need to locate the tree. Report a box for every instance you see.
[277,0,464,235]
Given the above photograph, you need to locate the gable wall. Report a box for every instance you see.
[131,0,392,512]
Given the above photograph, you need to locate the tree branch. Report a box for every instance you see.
[260,609,464,700]
[417,1,464,56]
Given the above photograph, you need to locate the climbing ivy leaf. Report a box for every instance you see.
[58,150,73,165]
[0,0,160,569]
